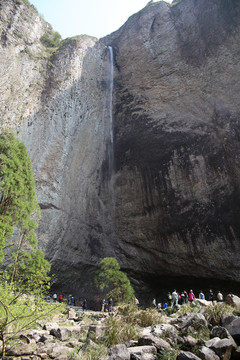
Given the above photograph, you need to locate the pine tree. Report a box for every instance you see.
[95,257,134,304]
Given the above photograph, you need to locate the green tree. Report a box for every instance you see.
[95,257,134,304]
[0,131,50,290]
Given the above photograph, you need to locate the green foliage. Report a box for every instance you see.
[103,315,139,347]
[137,307,163,327]
[0,131,40,263]
[115,304,162,327]
[95,257,134,304]
[0,281,64,357]
[188,325,210,341]
[40,31,62,49]
[204,303,233,326]
[80,342,108,360]
[157,349,178,360]
[176,302,201,317]
[0,131,51,291]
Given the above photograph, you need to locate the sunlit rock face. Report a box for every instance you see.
[1,0,240,303]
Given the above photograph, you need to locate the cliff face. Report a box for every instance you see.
[1,0,240,302]
[105,0,240,292]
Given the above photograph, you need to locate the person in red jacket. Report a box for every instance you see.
[188,289,195,302]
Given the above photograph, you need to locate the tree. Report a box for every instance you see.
[95,257,134,304]
[0,131,50,290]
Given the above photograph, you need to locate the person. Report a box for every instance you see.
[135,297,139,308]
[53,293,57,302]
[217,291,223,302]
[82,299,87,312]
[162,302,168,309]
[101,298,106,312]
[157,302,162,310]
[68,294,72,305]
[184,291,188,303]
[171,290,178,307]
[108,298,113,313]
[209,290,214,302]
[58,294,63,303]
[179,291,185,305]
[71,295,75,306]
[188,289,195,303]
[152,298,156,308]
[199,291,205,300]
[167,293,172,307]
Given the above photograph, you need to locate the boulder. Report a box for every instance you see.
[210,326,233,340]
[88,324,107,339]
[195,299,213,307]
[138,334,171,351]
[6,344,36,356]
[128,345,157,357]
[222,316,240,341]
[179,313,208,332]
[205,336,237,360]
[48,344,73,359]
[182,335,198,348]
[109,344,130,360]
[43,322,59,331]
[225,295,240,307]
[176,351,202,360]
[197,346,220,360]
[68,308,77,320]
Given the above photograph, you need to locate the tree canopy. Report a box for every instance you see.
[0,131,50,290]
[95,257,134,304]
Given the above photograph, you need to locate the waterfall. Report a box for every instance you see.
[98,45,116,241]
[109,46,114,145]
[107,46,115,219]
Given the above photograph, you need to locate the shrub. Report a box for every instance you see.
[40,31,61,48]
[137,307,163,327]
[103,315,139,347]
[80,342,108,360]
[204,304,233,326]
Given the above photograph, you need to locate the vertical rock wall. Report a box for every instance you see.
[102,0,240,295]
[1,0,240,302]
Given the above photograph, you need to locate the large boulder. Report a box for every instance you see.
[138,334,171,351]
[108,344,130,360]
[222,316,240,341]
[225,295,240,307]
[205,336,237,360]
[176,351,202,360]
[179,313,208,333]
[197,346,220,360]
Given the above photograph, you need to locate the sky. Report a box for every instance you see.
[30,0,171,40]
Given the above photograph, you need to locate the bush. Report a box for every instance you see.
[40,31,61,48]
[104,315,139,347]
[204,304,233,326]
[137,307,163,327]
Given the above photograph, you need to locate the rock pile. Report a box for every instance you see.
[2,296,240,360]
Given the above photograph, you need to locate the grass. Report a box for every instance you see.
[103,315,140,347]
[204,303,234,326]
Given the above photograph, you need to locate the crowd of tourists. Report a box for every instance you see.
[152,289,224,310]
[45,293,115,312]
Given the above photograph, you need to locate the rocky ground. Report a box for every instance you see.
[2,294,240,360]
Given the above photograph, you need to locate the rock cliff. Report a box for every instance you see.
[1,0,240,303]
